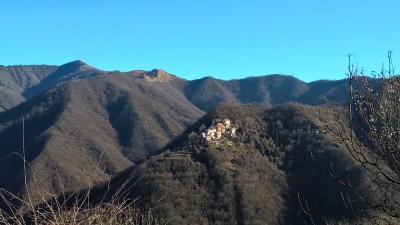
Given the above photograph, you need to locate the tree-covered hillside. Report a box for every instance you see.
[83,103,369,225]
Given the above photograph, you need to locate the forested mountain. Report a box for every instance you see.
[0,71,203,202]
[0,61,357,223]
[183,75,348,111]
[1,61,348,112]
[0,60,106,112]
[69,104,369,225]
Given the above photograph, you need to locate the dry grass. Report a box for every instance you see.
[0,195,161,225]
[0,136,163,225]
[0,166,162,225]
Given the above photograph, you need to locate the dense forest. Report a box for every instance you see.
[78,103,370,225]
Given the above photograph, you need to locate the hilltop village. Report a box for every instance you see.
[202,118,238,142]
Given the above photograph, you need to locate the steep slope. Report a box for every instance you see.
[82,103,369,225]
[0,72,203,202]
[0,60,107,112]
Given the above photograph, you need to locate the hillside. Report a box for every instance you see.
[0,64,57,111]
[0,71,203,203]
[0,60,106,112]
[183,75,347,111]
[78,103,370,225]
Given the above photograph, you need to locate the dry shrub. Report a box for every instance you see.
[0,173,162,225]
[0,171,163,225]
[0,140,162,225]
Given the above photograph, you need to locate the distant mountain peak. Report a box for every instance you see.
[59,60,101,72]
[140,69,175,82]
[60,60,86,67]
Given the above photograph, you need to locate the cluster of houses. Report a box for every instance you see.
[201,118,238,142]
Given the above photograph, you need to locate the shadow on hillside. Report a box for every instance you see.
[0,90,67,209]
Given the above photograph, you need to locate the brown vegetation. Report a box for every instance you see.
[0,60,374,224]
[0,164,162,225]
[83,104,371,225]
[0,71,203,203]
[1,60,350,112]
[0,60,106,112]
[319,52,400,224]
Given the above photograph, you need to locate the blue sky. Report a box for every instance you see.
[0,1,399,82]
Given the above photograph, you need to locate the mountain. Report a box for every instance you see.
[1,61,349,113]
[0,60,107,112]
[0,71,203,203]
[0,61,354,211]
[66,103,370,225]
[183,75,347,111]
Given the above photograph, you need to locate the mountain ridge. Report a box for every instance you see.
[1,60,349,112]
[0,60,352,209]
[0,71,204,201]
[0,60,107,112]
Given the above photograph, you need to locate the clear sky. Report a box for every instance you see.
[0,1,399,82]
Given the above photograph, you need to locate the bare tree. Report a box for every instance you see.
[319,51,400,224]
